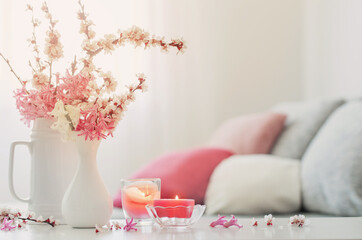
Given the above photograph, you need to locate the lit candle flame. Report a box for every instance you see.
[175,195,179,200]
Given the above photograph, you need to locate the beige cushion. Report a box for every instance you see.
[205,155,301,215]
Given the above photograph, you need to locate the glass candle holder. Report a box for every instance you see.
[120,178,161,224]
[146,205,206,228]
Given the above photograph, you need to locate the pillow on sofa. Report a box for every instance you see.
[205,155,301,215]
[113,147,234,208]
[302,101,362,216]
[270,99,344,159]
[207,112,287,155]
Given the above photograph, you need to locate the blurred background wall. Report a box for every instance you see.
[0,0,360,203]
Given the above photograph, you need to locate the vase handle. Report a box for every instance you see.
[9,141,32,203]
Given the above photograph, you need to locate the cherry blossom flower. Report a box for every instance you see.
[112,221,123,230]
[44,30,63,60]
[98,34,117,54]
[95,224,105,233]
[41,2,63,61]
[44,216,57,227]
[250,218,258,227]
[32,73,49,89]
[223,215,243,228]
[17,220,27,229]
[210,215,228,227]
[123,218,137,232]
[289,214,309,227]
[264,214,275,226]
[100,71,117,93]
[1,218,16,231]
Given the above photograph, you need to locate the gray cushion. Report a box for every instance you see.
[302,101,362,216]
[271,99,344,159]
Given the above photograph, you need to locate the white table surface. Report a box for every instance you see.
[1,216,362,240]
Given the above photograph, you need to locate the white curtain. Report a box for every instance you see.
[0,0,304,202]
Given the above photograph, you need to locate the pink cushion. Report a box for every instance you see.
[113,148,234,207]
[207,112,287,155]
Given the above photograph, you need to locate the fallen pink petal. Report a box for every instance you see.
[112,221,123,230]
[223,215,243,228]
[95,224,106,233]
[123,218,137,232]
[210,215,228,227]
[1,218,16,231]
[250,218,258,227]
[264,214,275,226]
[289,215,310,227]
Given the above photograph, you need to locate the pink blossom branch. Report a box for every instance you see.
[26,4,45,74]
[77,0,94,40]
[86,27,185,58]
[18,217,56,227]
[0,53,27,88]
[42,2,53,82]
[41,2,63,84]
[70,55,78,75]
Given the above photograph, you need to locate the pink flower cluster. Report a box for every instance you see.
[1,0,185,141]
[14,86,57,127]
[95,218,137,233]
[76,104,115,140]
[210,214,310,229]
[289,214,309,227]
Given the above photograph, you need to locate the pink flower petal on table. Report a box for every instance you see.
[264,214,275,226]
[223,215,243,228]
[123,218,137,232]
[112,221,123,230]
[95,224,105,233]
[250,218,258,227]
[289,214,309,227]
[210,215,228,227]
[1,218,16,231]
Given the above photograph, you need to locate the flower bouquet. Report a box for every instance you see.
[1,1,185,140]
[1,1,185,227]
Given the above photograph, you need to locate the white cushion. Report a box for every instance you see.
[205,155,301,215]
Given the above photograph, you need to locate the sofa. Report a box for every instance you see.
[114,98,362,217]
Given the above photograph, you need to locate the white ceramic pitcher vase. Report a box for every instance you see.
[9,118,77,221]
[62,136,113,228]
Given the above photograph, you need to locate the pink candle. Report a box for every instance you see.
[122,181,160,219]
[153,196,195,218]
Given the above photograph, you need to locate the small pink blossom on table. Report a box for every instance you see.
[289,214,310,227]
[123,218,137,232]
[264,214,275,226]
[95,224,105,233]
[223,215,243,228]
[250,217,258,226]
[210,215,228,227]
[112,221,123,230]
[1,218,16,231]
